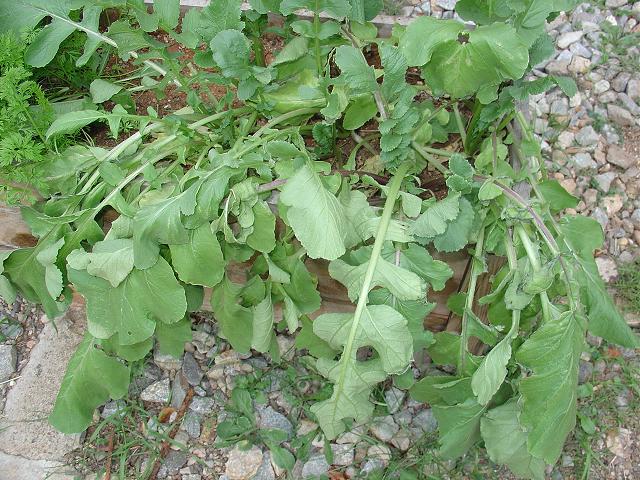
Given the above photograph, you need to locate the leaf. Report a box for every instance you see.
[36,237,65,299]
[280,0,352,18]
[410,193,460,238]
[154,0,180,29]
[279,163,351,260]
[398,244,453,292]
[561,216,639,347]
[252,288,275,353]
[471,313,519,405]
[516,309,584,464]
[246,201,276,254]
[334,45,378,95]
[3,238,67,319]
[410,376,473,406]
[156,317,192,358]
[49,334,130,433]
[196,0,245,43]
[270,36,309,67]
[423,23,530,98]
[511,0,555,46]
[170,225,225,287]
[69,256,187,345]
[78,239,135,288]
[433,399,486,459]
[481,399,546,480]
[295,316,337,358]
[46,110,106,138]
[210,277,253,352]
[311,304,413,438]
[455,0,512,24]
[343,95,377,130]
[90,79,123,103]
[399,17,464,66]
[433,197,475,252]
[133,184,199,269]
[0,252,17,304]
[329,252,426,302]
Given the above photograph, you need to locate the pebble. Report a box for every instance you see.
[603,195,624,216]
[154,349,183,371]
[593,207,609,228]
[367,444,392,465]
[182,352,204,386]
[412,409,438,433]
[0,344,17,382]
[435,0,457,10]
[578,361,594,384]
[556,131,575,148]
[171,375,187,409]
[157,450,188,477]
[594,79,611,95]
[101,399,127,419]
[181,412,201,439]
[369,416,399,442]
[607,144,636,169]
[140,378,171,403]
[301,453,329,479]
[256,405,293,439]
[252,452,276,480]
[594,172,616,193]
[225,444,264,480]
[607,104,635,126]
[627,78,640,100]
[557,31,584,49]
[575,126,599,146]
[189,396,215,415]
[572,152,596,169]
[384,387,406,414]
[331,443,355,466]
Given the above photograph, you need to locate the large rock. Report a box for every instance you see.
[607,145,636,169]
[0,452,76,480]
[0,308,84,461]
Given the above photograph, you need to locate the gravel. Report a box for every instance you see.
[0,344,17,382]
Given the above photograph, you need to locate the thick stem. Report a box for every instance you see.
[516,225,551,323]
[252,108,317,137]
[411,142,449,174]
[453,102,467,148]
[460,226,486,372]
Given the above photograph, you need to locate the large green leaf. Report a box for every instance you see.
[516,309,584,464]
[0,252,17,304]
[195,0,245,43]
[280,0,351,17]
[210,277,254,352]
[432,197,475,252]
[423,23,529,98]
[46,110,107,139]
[334,45,378,95]
[399,17,464,67]
[68,255,186,345]
[560,216,639,347]
[410,193,461,238]
[432,399,487,459]
[169,225,225,287]
[74,239,135,288]
[156,317,192,358]
[511,0,555,46]
[50,334,130,433]
[410,375,473,406]
[390,243,453,291]
[480,399,546,480]
[329,252,426,302]
[251,288,275,353]
[455,0,512,24]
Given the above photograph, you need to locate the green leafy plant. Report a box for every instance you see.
[0,1,638,479]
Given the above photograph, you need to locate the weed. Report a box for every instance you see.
[616,259,640,313]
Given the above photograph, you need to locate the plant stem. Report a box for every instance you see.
[313,2,323,76]
[411,142,448,174]
[453,102,467,148]
[189,106,253,130]
[252,36,266,67]
[516,225,551,323]
[252,108,317,137]
[336,161,410,394]
[459,226,485,373]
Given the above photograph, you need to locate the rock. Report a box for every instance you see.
[384,387,406,414]
[569,55,592,73]
[369,416,399,442]
[391,430,412,451]
[101,400,126,419]
[593,207,609,229]
[158,450,187,477]
[627,78,640,100]
[596,256,618,282]
[562,455,575,468]
[575,126,599,146]
[631,209,640,228]
[297,419,319,437]
[557,31,584,49]
[612,72,632,92]
[602,195,624,216]
[593,79,611,95]
[191,330,215,355]
[556,131,575,149]
[367,444,392,466]
[225,445,263,480]
[140,378,170,403]
[618,93,640,116]
[606,428,632,458]
[608,144,636,169]
[0,452,76,480]
[0,311,83,461]
[189,396,215,415]
[435,0,457,9]
[256,405,293,438]
[0,344,17,382]
[336,425,365,444]
[301,454,329,479]
[572,152,597,169]
[615,388,632,409]
[607,104,635,127]
[252,452,276,480]
[550,98,569,116]
[182,352,203,386]
[546,60,570,75]
[154,349,183,371]
[412,409,438,433]
[594,172,616,192]
[583,188,598,206]
[275,335,296,361]
[331,444,355,466]
[606,0,628,7]
[181,412,201,438]
[170,375,187,409]
[578,361,594,384]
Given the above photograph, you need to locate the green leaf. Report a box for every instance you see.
[410,193,460,238]
[433,399,486,459]
[334,45,378,95]
[397,244,453,291]
[133,184,199,269]
[295,316,337,358]
[455,0,512,24]
[69,256,187,345]
[471,313,519,405]
[516,309,584,464]
[280,0,351,17]
[90,79,123,104]
[329,251,426,302]
[399,17,464,66]
[561,216,640,347]
[154,0,180,29]
[196,0,245,42]
[210,277,253,352]
[0,252,17,304]
[75,239,135,288]
[46,110,106,139]
[170,225,225,287]
[432,197,475,252]
[247,201,276,254]
[511,0,555,46]
[280,163,351,260]
[156,317,192,357]
[50,334,130,433]
[252,288,275,353]
[270,36,309,67]
[480,399,546,480]
[343,95,377,130]
[410,376,473,406]
[423,23,529,98]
